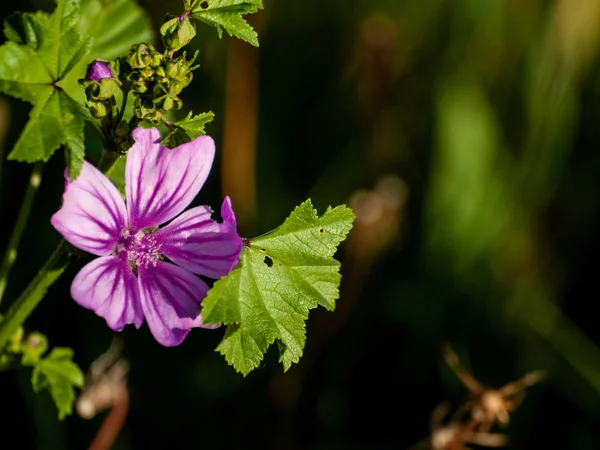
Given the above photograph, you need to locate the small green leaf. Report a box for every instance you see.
[31,347,84,420]
[202,200,355,375]
[190,0,263,47]
[175,111,215,139]
[162,111,214,146]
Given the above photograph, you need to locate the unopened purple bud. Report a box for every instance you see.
[86,60,113,82]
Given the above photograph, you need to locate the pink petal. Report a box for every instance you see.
[154,197,242,279]
[126,127,215,231]
[71,255,143,331]
[51,161,127,256]
[138,261,217,347]
[219,196,238,234]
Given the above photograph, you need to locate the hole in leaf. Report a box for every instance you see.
[319,228,324,233]
[200,1,209,8]
[264,256,273,267]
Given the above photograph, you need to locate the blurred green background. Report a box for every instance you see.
[2,0,600,448]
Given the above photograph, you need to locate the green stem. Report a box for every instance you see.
[97,148,122,175]
[115,89,129,126]
[0,163,44,305]
[88,122,109,151]
[0,241,70,351]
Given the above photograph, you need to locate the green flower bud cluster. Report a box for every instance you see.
[124,43,198,124]
[76,5,205,155]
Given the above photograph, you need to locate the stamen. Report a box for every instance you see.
[114,227,162,273]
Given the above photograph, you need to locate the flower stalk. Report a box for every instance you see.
[0,241,70,351]
[0,163,44,305]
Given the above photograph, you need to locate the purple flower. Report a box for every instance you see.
[86,60,113,82]
[51,127,242,346]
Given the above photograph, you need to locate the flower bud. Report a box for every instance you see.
[88,78,120,101]
[88,101,108,119]
[161,95,175,111]
[86,60,113,82]
[160,15,196,52]
[115,120,129,137]
[7,325,24,353]
[165,59,189,82]
[169,80,184,95]
[21,332,48,363]
[128,43,157,69]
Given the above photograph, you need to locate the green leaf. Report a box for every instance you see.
[190,0,263,47]
[31,347,84,420]
[3,10,52,49]
[108,155,127,198]
[0,0,92,173]
[79,0,154,59]
[19,0,90,81]
[202,200,355,375]
[0,42,53,104]
[175,111,215,139]
[7,89,90,177]
[162,111,214,146]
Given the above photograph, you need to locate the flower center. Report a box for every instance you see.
[115,227,162,272]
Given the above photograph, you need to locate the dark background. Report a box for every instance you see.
[2,0,600,448]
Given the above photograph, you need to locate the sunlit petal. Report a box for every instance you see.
[51,161,126,256]
[71,254,143,330]
[155,197,242,279]
[138,261,216,346]
[126,127,215,231]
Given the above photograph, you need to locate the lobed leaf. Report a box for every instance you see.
[7,90,90,169]
[190,0,263,47]
[175,111,215,139]
[31,347,84,420]
[202,200,355,375]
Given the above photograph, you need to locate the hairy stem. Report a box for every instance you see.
[0,240,70,351]
[0,163,44,305]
